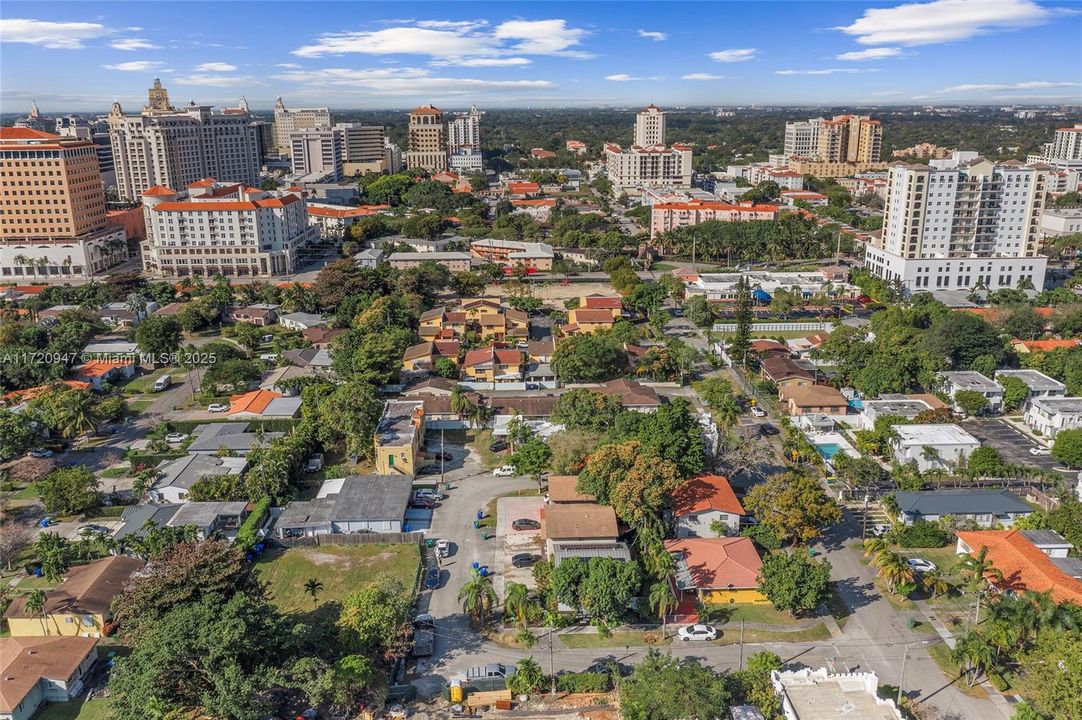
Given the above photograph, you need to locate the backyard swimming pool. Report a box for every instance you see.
[815,443,842,460]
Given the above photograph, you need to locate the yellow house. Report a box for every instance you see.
[664,537,768,606]
[401,340,461,372]
[458,297,505,320]
[462,346,524,383]
[418,307,469,340]
[3,556,144,637]
[374,400,425,475]
[580,295,623,319]
[565,308,616,335]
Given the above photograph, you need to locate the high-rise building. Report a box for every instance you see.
[406,105,447,172]
[0,128,128,280]
[141,181,317,278]
[864,152,1048,294]
[273,97,331,157]
[634,104,666,147]
[817,114,882,163]
[289,127,344,181]
[783,118,823,158]
[1028,124,1082,170]
[385,138,404,174]
[108,80,260,201]
[337,123,386,175]
[447,106,483,172]
[251,121,274,161]
[55,115,116,189]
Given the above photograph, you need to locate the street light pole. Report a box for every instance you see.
[897,640,928,708]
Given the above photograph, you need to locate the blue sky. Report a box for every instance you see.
[2,0,1080,112]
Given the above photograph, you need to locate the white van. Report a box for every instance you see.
[153,375,172,392]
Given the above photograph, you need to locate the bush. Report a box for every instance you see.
[988,671,1011,692]
[555,671,612,693]
[235,496,271,550]
[894,520,950,548]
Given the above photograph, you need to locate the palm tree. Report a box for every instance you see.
[952,631,995,687]
[303,578,324,608]
[648,580,678,638]
[503,582,531,627]
[25,589,49,634]
[921,570,950,599]
[52,390,101,439]
[862,537,888,564]
[958,547,1002,593]
[458,570,498,626]
[450,387,474,420]
[876,551,915,595]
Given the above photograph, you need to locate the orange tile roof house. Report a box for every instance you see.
[0,636,98,720]
[956,529,1082,605]
[1011,338,1080,354]
[665,537,767,605]
[227,389,302,418]
[73,360,135,390]
[671,475,746,537]
[780,385,848,416]
[547,475,596,504]
[541,503,619,557]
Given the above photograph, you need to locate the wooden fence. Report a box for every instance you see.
[271,531,425,548]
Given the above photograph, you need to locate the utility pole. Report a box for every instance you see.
[861,494,869,539]
[897,643,909,707]
[549,628,556,696]
[738,620,745,670]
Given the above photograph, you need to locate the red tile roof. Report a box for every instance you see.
[511,198,557,207]
[547,475,595,503]
[306,204,390,218]
[671,475,745,517]
[0,127,60,141]
[1013,338,1079,352]
[228,389,282,415]
[956,529,1082,604]
[143,185,177,196]
[153,195,301,212]
[4,381,91,403]
[664,537,762,590]
[653,201,779,213]
[186,178,218,188]
[572,308,616,324]
[75,360,132,378]
[411,105,442,115]
[582,296,622,310]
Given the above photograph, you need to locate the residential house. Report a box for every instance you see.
[760,356,816,392]
[401,340,461,372]
[353,247,386,268]
[149,454,248,504]
[278,311,325,331]
[301,326,346,348]
[387,251,473,273]
[79,341,138,359]
[419,306,469,340]
[994,369,1066,409]
[894,490,1035,527]
[890,424,980,472]
[505,181,541,197]
[541,503,620,558]
[97,300,159,327]
[748,339,791,359]
[528,338,554,363]
[511,198,556,220]
[858,395,934,430]
[955,529,1082,604]
[563,307,617,335]
[771,668,903,720]
[595,378,661,412]
[937,371,1004,414]
[1024,396,1082,437]
[281,347,334,371]
[225,304,278,326]
[166,501,251,539]
[470,238,554,271]
[780,385,848,416]
[227,389,302,418]
[186,422,283,455]
[665,537,767,605]
[374,400,425,475]
[461,346,524,385]
[580,295,623,318]
[671,474,746,537]
[477,308,529,342]
[275,474,412,537]
[1011,338,1079,354]
[73,360,135,390]
[547,475,595,504]
[0,636,98,720]
[550,540,632,567]
[3,556,143,637]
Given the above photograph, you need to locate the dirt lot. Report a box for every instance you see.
[485,281,616,305]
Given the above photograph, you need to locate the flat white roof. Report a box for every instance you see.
[1030,396,1082,415]
[893,423,980,447]
[995,369,1066,393]
[939,371,1003,392]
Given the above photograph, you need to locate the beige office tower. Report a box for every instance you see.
[273,97,331,157]
[634,104,666,147]
[406,105,447,172]
[817,114,882,163]
[337,123,386,175]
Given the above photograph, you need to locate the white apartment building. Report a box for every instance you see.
[290,127,344,181]
[384,139,404,173]
[448,107,481,151]
[273,97,331,157]
[605,143,693,194]
[1024,396,1082,438]
[108,80,260,202]
[937,370,1004,414]
[1041,208,1082,237]
[635,104,666,147]
[337,124,385,175]
[864,152,1049,294]
[891,424,981,472]
[783,117,823,158]
[140,180,317,278]
[1028,124,1082,170]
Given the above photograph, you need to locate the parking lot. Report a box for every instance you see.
[962,418,1071,476]
[493,496,544,599]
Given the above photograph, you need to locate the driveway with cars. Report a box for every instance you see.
[493,496,544,599]
[962,418,1072,475]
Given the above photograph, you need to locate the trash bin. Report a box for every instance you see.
[472,561,480,571]
[450,681,463,703]
[425,538,436,548]
[479,566,489,577]
[444,482,451,491]
[481,531,489,540]
[473,520,481,529]
[476,510,484,520]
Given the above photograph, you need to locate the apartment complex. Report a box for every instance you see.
[140,180,317,278]
[272,97,331,157]
[1028,124,1082,170]
[783,117,823,158]
[406,105,447,172]
[635,104,666,147]
[289,126,344,181]
[0,128,128,280]
[818,114,882,163]
[337,123,386,175]
[650,200,779,238]
[603,105,692,194]
[108,80,260,201]
[447,106,483,172]
[864,151,1048,293]
[54,114,115,189]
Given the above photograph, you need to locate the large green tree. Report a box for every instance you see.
[551,330,628,383]
[338,574,412,659]
[757,551,832,616]
[618,650,731,720]
[743,472,841,545]
[37,466,100,515]
[134,315,183,358]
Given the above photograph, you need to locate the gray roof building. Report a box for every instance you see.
[187,423,283,454]
[114,504,181,542]
[150,454,248,501]
[895,490,1035,526]
[276,475,412,536]
[994,369,1066,395]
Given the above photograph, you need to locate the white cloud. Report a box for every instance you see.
[938,81,1080,93]
[605,74,640,82]
[291,18,590,60]
[174,74,265,88]
[194,62,238,72]
[103,60,165,72]
[835,0,1052,46]
[872,90,906,96]
[110,38,161,51]
[0,18,111,49]
[638,29,667,41]
[836,47,903,61]
[270,67,554,96]
[431,57,532,67]
[776,68,879,76]
[275,63,301,69]
[682,73,723,81]
[708,48,757,62]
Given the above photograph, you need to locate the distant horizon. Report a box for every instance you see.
[3,0,1080,112]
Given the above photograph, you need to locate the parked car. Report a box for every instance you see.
[419,465,441,475]
[165,433,188,444]
[430,451,452,462]
[28,448,54,458]
[259,353,280,362]
[77,525,107,537]
[905,558,938,573]
[750,406,767,418]
[678,624,718,641]
[436,539,451,558]
[511,518,541,531]
[152,375,172,392]
[261,334,274,344]
[207,403,229,413]
[425,565,441,590]
[1029,446,1051,456]
[493,465,515,477]
[489,441,508,453]
[410,496,436,510]
[305,454,324,472]
[869,524,891,538]
[466,663,514,680]
[414,489,440,502]
[511,553,539,568]
[759,423,780,436]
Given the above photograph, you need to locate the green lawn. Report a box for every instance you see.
[700,602,808,626]
[560,630,672,648]
[127,398,154,412]
[14,482,39,500]
[99,467,128,479]
[714,623,831,645]
[118,367,182,395]
[254,544,421,614]
[463,428,504,470]
[33,697,114,720]
[926,642,989,699]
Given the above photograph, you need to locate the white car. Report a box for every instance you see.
[869,524,891,538]
[28,448,54,458]
[750,406,767,418]
[165,433,188,444]
[1029,446,1051,456]
[678,624,718,641]
[207,403,229,413]
[493,465,515,477]
[906,558,938,574]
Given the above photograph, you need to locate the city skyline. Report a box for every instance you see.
[2,0,1081,112]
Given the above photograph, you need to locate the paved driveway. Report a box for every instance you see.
[962,418,1071,476]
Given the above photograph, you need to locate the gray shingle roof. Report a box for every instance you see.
[895,490,1034,517]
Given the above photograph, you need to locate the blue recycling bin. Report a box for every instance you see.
[479,566,489,577]
[476,510,484,520]
[472,561,480,571]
